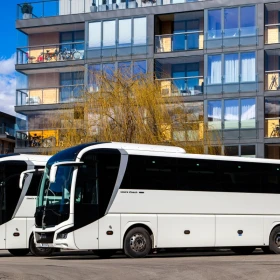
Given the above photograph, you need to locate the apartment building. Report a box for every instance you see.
[0,112,16,154]
[14,0,280,158]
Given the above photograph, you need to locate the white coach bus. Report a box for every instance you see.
[34,142,280,258]
[0,153,54,256]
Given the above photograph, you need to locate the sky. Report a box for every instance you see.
[0,0,19,116]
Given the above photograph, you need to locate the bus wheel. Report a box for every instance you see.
[29,235,54,257]
[269,226,280,254]
[231,247,255,255]
[124,227,152,258]
[8,249,30,256]
[94,250,116,258]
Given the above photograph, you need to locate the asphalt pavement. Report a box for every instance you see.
[0,249,279,280]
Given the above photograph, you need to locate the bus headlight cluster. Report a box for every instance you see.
[56,233,68,239]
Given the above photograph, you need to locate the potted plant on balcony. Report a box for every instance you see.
[21,3,33,19]
[90,0,97,12]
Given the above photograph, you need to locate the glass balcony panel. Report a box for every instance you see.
[16,130,59,148]
[223,28,240,48]
[205,30,222,49]
[17,1,59,19]
[155,31,203,53]
[265,25,280,44]
[16,85,84,106]
[265,118,280,138]
[158,77,204,97]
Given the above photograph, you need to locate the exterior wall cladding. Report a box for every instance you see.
[14,0,280,158]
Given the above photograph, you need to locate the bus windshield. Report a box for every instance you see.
[36,165,74,227]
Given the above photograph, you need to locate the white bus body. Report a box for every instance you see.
[34,142,280,257]
[0,154,53,256]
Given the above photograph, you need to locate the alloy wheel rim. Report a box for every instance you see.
[130,233,146,252]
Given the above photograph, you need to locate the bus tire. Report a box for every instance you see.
[269,226,280,254]
[8,249,30,256]
[94,250,116,258]
[124,227,152,258]
[231,247,255,255]
[29,235,54,257]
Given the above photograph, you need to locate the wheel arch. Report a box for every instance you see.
[122,223,155,249]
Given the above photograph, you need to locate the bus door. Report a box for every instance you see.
[73,162,99,249]
[0,161,27,249]
[73,149,121,250]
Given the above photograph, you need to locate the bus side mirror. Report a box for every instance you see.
[49,166,58,183]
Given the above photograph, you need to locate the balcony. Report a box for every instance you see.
[265,71,280,91]
[155,31,203,53]
[265,3,280,45]
[16,130,59,149]
[265,118,280,138]
[205,27,258,49]
[17,0,208,19]
[16,85,84,106]
[0,125,15,137]
[158,77,203,97]
[16,42,85,65]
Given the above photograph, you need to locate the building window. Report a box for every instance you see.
[88,60,147,90]
[60,72,84,102]
[207,52,256,85]
[88,22,101,48]
[88,17,147,58]
[208,100,222,130]
[265,144,280,159]
[168,102,204,142]
[206,52,257,94]
[224,145,255,157]
[208,98,256,130]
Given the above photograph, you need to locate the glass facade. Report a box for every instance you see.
[206,5,257,48]
[208,98,256,130]
[206,52,257,94]
[88,17,147,58]
[88,60,147,91]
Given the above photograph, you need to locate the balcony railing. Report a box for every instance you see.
[157,77,204,97]
[0,125,15,137]
[155,31,203,53]
[16,85,84,106]
[16,130,59,148]
[17,1,59,19]
[17,0,208,19]
[205,27,258,49]
[205,75,258,94]
[265,24,280,44]
[16,42,85,65]
[265,71,280,91]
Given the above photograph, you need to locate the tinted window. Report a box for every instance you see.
[26,172,43,196]
[121,156,177,190]
[120,155,280,194]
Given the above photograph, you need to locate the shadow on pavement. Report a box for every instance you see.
[46,248,265,261]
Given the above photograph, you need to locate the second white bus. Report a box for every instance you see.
[0,153,54,256]
[34,142,280,258]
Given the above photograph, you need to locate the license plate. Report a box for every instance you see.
[40,243,49,247]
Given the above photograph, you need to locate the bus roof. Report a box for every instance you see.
[79,142,280,165]
[0,154,50,164]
